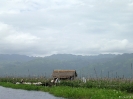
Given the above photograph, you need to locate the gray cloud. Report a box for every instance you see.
[0,0,133,56]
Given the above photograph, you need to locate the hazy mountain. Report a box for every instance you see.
[0,53,133,78]
[0,54,35,62]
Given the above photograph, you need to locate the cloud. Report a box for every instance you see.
[0,0,133,56]
[0,22,40,54]
[100,39,129,52]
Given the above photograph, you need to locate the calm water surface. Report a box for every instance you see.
[0,86,64,99]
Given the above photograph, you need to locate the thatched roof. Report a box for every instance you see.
[52,70,77,78]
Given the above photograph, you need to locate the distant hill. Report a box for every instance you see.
[0,53,133,78]
[0,54,35,61]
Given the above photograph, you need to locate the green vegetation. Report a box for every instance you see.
[0,77,48,83]
[0,82,42,91]
[1,78,133,99]
[60,79,133,93]
[0,82,129,99]
[48,86,126,99]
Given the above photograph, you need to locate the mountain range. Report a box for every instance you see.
[0,53,133,78]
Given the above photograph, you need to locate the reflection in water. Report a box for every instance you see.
[0,86,64,99]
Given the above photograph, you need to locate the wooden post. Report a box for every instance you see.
[131,63,132,79]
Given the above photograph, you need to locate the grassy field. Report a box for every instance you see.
[48,86,127,99]
[0,81,133,99]
[59,79,133,93]
[1,77,133,99]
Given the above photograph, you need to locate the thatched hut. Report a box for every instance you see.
[52,70,77,80]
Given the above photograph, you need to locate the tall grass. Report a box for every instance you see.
[1,77,133,99]
[48,86,126,99]
[0,82,129,99]
[60,78,133,93]
[1,77,133,92]
[0,77,49,84]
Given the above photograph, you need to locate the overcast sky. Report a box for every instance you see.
[0,0,133,56]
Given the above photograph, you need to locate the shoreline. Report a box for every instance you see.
[0,82,132,99]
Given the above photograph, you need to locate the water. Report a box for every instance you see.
[0,86,64,99]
